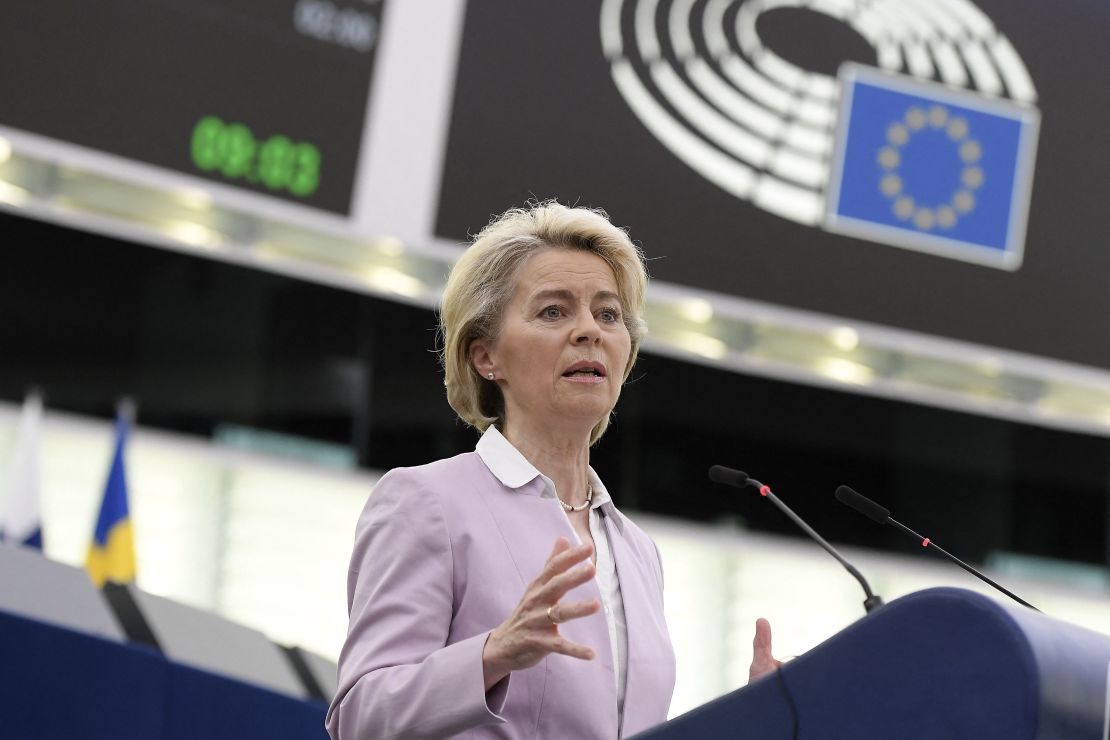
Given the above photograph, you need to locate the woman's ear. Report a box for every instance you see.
[469,339,495,378]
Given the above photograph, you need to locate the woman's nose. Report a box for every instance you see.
[574,317,602,344]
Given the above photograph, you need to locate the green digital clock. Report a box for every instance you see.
[190,116,322,198]
[1,0,381,217]
[2,0,385,216]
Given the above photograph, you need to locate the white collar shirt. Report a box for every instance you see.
[476,425,629,726]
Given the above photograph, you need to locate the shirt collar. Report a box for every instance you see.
[476,425,613,511]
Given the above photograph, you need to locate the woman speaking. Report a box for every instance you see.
[326,202,676,739]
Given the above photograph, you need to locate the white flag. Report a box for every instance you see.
[0,392,44,549]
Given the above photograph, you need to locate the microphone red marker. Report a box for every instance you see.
[710,465,884,614]
[835,485,1040,612]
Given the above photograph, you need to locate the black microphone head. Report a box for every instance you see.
[835,485,891,524]
[708,465,750,488]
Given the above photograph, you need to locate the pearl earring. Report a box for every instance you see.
[487,372,495,380]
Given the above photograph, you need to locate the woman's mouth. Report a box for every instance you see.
[562,362,607,383]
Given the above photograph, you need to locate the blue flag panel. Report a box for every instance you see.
[826,64,1040,269]
[87,414,136,586]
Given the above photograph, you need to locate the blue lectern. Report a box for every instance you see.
[636,587,1110,739]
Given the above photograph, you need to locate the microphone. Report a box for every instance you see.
[710,465,884,614]
[708,465,748,488]
[835,485,1040,612]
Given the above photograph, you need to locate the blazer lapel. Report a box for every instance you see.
[604,510,670,737]
[478,475,567,587]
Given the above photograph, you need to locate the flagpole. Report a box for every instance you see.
[116,396,138,427]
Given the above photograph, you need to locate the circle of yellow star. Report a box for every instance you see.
[878,105,983,231]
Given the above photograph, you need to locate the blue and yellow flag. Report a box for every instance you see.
[826,64,1040,270]
[86,415,136,587]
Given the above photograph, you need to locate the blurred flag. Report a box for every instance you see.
[0,391,44,549]
[86,412,136,587]
[826,64,1040,270]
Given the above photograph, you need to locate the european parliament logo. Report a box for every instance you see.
[826,64,1040,270]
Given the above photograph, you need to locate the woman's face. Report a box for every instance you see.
[473,248,632,436]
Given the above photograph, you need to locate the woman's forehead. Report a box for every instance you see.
[514,249,618,293]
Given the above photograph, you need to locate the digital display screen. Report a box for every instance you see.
[0,0,385,216]
[436,0,1110,372]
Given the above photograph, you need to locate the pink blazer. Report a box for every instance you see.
[326,450,676,739]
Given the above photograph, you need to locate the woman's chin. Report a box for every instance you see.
[548,398,614,427]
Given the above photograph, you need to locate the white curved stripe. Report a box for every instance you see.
[990,36,1037,103]
[687,59,784,140]
[783,122,831,157]
[721,55,795,114]
[769,146,828,188]
[755,49,806,92]
[931,0,994,37]
[959,40,1003,96]
[763,0,806,10]
[600,0,626,58]
[803,74,838,101]
[853,11,888,45]
[754,175,824,224]
[864,2,917,40]
[612,60,757,198]
[931,40,969,87]
[901,0,965,39]
[652,62,773,166]
[669,0,698,59]
[757,0,795,10]
[702,0,731,57]
[904,40,935,78]
[735,2,763,58]
[810,0,856,21]
[889,0,943,40]
[636,0,663,61]
[795,96,836,129]
[877,41,902,70]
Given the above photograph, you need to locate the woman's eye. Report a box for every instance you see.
[542,306,562,319]
[599,308,620,322]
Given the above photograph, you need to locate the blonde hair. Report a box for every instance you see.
[439,201,647,445]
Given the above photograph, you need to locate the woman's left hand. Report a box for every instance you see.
[748,617,783,683]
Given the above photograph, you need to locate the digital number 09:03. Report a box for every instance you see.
[190,116,322,198]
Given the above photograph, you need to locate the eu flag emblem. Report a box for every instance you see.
[825,64,1040,270]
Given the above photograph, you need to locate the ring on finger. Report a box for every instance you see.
[546,605,562,624]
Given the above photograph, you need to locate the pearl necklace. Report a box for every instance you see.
[557,482,593,513]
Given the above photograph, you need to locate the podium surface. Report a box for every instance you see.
[637,587,1110,739]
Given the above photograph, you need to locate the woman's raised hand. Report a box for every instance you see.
[482,537,601,690]
[748,617,783,683]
